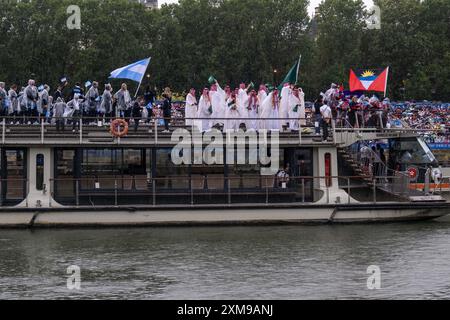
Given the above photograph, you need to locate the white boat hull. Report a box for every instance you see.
[0,203,448,228]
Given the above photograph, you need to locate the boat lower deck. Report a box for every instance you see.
[1,202,448,228]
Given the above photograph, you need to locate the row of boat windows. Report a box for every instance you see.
[55,148,292,179]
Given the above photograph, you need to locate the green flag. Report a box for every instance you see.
[278,55,301,91]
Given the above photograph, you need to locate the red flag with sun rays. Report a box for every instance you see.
[349,67,390,94]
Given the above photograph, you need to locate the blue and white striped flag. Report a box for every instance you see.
[109,57,151,83]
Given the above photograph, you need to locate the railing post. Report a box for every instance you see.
[265,178,269,205]
[152,177,156,206]
[326,181,330,204]
[298,120,302,145]
[373,178,377,204]
[302,178,305,203]
[79,118,83,144]
[228,177,231,205]
[347,177,351,204]
[75,179,79,207]
[154,119,158,145]
[2,118,5,144]
[41,118,44,144]
[114,178,118,206]
[332,119,336,144]
[190,177,194,205]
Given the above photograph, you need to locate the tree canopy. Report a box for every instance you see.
[0,0,449,100]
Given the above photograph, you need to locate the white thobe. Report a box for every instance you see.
[197,95,212,132]
[185,93,197,127]
[224,98,241,132]
[260,93,281,131]
[237,89,249,126]
[279,86,291,127]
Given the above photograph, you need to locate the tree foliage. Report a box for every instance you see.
[0,0,448,100]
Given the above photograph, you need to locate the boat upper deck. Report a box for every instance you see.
[0,118,420,148]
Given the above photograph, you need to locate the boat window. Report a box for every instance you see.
[36,154,44,191]
[389,138,437,167]
[325,153,332,187]
[155,148,190,189]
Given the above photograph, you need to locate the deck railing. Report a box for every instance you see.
[0,114,427,146]
[43,174,446,208]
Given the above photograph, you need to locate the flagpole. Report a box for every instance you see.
[384,66,390,98]
[295,54,302,83]
[134,58,151,98]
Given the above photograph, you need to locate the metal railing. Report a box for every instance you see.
[44,174,430,208]
[0,114,422,146]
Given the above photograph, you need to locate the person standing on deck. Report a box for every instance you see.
[85,81,100,124]
[260,87,281,131]
[237,83,250,129]
[38,85,50,123]
[279,83,291,130]
[288,86,302,132]
[24,79,38,124]
[258,85,268,130]
[297,87,306,127]
[209,82,225,129]
[8,84,19,124]
[53,97,66,132]
[100,84,113,125]
[197,87,212,133]
[66,93,82,132]
[0,82,8,119]
[246,90,259,131]
[185,88,197,128]
[312,97,323,136]
[320,102,332,142]
[114,83,132,120]
[224,91,241,132]
[132,96,144,132]
[161,88,172,133]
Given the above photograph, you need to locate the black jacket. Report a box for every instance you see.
[162,97,171,116]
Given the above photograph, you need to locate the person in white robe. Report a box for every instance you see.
[224,92,241,132]
[260,88,281,131]
[197,88,212,132]
[246,90,259,131]
[185,88,197,127]
[288,86,302,131]
[258,85,268,130]
[298,87,306,126]
[209,82,225,128]
[236,83,250,128]
[279,83,292,129]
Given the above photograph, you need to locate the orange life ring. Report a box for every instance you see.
[110,119,129,138]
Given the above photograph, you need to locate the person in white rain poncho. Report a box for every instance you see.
[224,91,241,132]
[279,83,292,129]
[197,88,212,132]
[246,90,259,131]
[260,88,281,131]
[209,82,227,128]
[288,86,305,131]
[66,93,82,132]
[185,88,197,127]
